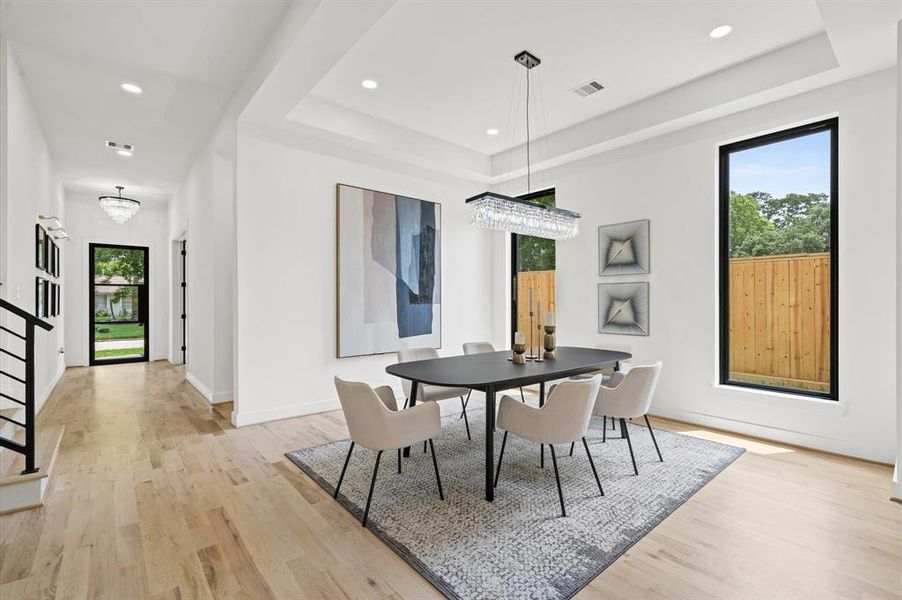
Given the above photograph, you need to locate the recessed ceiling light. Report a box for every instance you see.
[486,128,499,136]
[709,25,732,39]
[117,149,133,157]
[361,79,378,89]
[120,82,143,94]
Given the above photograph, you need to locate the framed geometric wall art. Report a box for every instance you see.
[336,183,442,358]
[598,219,650,276]
[598,282,649,336]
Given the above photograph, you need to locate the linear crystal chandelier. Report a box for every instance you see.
[98,186,141,224]
[467,50,580,241]
[466,192,580,240]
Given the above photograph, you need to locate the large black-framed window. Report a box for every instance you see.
[719,117,838,400]
[510,188,556,346]
[89,243,149,366]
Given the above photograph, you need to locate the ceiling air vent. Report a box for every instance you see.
[105,140,134,151]
[571,80,604,98]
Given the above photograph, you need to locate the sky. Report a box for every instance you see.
[729,130,830,198]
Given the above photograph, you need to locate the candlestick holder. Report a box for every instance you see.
[534,319,544,362]
[512,342,526,364]
[526,311,538,360]
[543,325,557,360]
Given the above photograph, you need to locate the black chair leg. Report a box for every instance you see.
[494,431,508,488]
[423,440,427,454]
[582,437,604,496]
[549,445,566,517]
[362,450,383,527]
[611,416,616,431]
[460,390,471,418]
[569,441,575,456]
[603,418,607,443]
[397,448,401,474]
[460,396,471,440]
[519,387,526,403]
[403,398,409,410]
[644,415,663,462]
[428,439,444,500]
[334,441,355,498]
[621,418,638,475]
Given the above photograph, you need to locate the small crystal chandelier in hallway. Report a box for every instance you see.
[466,50,580,241]
[98,186,141,224]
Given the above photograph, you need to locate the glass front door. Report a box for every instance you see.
[89,243,149,365]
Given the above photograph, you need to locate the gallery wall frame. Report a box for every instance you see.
[598,281,649,336]
[336,183,442,358]
[35,278,44,318]
[598,219,650,276]
[35,224,46,271]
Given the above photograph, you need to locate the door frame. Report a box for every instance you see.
[180,239,186,364]
[88,242,150,366]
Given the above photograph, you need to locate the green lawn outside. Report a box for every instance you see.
[94,323,144,340]
[95,347,144,359]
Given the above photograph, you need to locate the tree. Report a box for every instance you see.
[94,247,144,284]
[94,248,144,320]
[516,192,556,272]
[729,191,830,258]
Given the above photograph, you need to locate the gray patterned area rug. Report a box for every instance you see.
[286,410,744,600]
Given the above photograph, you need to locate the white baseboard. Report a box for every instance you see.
[185,371,231,405]
[230,391,473,428]
[210,390,233,404]
[232,398,342,428]
[185,371,214,403]
[651,405,893,464]
[892,463,901,502]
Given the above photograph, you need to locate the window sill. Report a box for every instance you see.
[712,383,846,416]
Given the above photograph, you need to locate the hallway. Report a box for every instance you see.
[0,362,899,599]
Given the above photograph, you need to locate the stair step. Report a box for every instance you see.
[0,405,25,443]
[0,425,64,514]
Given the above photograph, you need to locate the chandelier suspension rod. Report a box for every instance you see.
[526,63,531,194]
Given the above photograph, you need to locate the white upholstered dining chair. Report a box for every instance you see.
[462,341,527,408]
[591,362,663,475]
[333,377,444,527]
[494,376,603,517]
[397,347,472,442]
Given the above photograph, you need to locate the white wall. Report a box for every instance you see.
[167,132,235,403]
[164,0,321,406]
[893,20,901,499]
[518,69,896,463]
[63,193,170,365]
[0,40,66,413]
[232,129,492,426]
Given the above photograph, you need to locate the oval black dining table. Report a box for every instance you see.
[386,346,631,501]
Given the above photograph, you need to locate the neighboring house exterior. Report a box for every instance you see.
[93,275,137,320]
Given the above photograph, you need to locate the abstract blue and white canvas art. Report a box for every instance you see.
[337,184,442,358]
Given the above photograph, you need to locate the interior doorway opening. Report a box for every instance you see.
[510,189,556,351]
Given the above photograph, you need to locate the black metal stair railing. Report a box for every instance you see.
[0,298,53,474]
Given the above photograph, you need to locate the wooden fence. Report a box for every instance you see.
[728,252,830,392]
[516,270,556,347]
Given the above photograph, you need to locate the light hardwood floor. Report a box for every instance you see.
[1,361,900,599]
